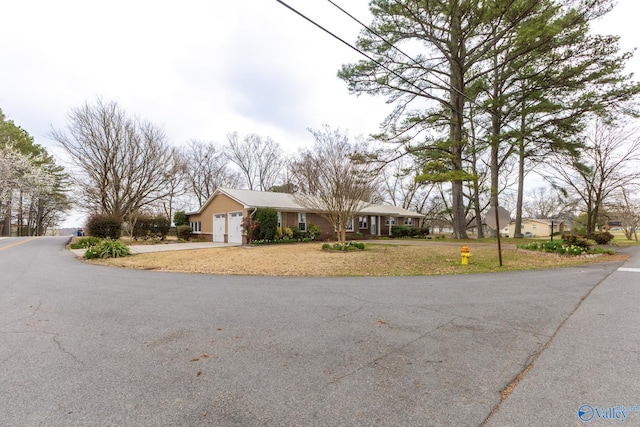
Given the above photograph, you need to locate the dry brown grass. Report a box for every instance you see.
[92,242,628,276]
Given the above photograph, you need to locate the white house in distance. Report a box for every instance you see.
[186,188,426,244]
[507,218,565,238]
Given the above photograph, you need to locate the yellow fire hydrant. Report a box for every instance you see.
[461,245,471,265]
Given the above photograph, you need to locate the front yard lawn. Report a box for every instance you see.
[91,242,628,276]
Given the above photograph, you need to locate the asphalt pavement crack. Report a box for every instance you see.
[52,334,82,364]
[317,303,367,325]
[0,351,19,366]
[408,303,552,341]
[322,318,457,389]
[1,329,83,363]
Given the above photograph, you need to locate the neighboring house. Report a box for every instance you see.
[186,188,426,244]
[507,218,565,238]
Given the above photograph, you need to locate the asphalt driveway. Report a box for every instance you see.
[1,237,638,426]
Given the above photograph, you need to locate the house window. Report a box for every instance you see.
[346,217,354,232]
[358,216,368,229]
[532,225,537,229]
[277,211,282,228]
[386,217,396,226]
[190,221,201,233]
[404,217,413,226]
[298,212,306,232]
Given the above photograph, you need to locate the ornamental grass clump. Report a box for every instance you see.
[84,238,131,259]
[69,236,103,249]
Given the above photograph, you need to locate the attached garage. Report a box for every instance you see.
[213,213,226,242]
[228,212,243,244]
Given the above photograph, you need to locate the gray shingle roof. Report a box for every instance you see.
[192,188,425,218]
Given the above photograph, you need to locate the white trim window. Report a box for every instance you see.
[358,216,368,229]
[404,217,413,226]
[346,217,354,232]
[298,212,307,232]
[386,217,396,226]
[190,221,202,233]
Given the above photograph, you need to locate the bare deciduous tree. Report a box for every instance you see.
[382,156,435,213]
[610,187,640,241]
[225,132,284,191]
[549,120,640,236]
[290,125,378,245]
[159,147,188,221]
[52,98,174,222]
[183,140,242,207]
[523,186,576,219]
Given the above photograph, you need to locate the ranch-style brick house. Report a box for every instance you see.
[186,188,426,244]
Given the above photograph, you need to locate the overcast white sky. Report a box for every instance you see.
[0,0,391,155]
[1,0,638,226]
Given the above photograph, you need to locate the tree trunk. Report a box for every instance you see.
[449,6,468,239]
[489,56,501,238]
[514,100,527,238]
[514,139,525,238]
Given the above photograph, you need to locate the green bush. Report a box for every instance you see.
[132,215,171,240]
[95,239,131,259]
[70,236,103,249]
[591,231,614,245]
[561,234,592,249]
[254,208,278,241]
[86,213,122,239]
[274,227,283,240]
[415,227,430,237]
[282,227,294,239]
[391,225,413,238]
[176,225,192,240]
[291,226,304,240]
[589,246,615,255]
[306,223,322,241]
[173,211,188,227]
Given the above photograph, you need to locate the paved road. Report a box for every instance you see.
[1,236,638,426]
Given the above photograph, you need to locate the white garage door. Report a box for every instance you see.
[228,212,243,244]
[213,214,226,242]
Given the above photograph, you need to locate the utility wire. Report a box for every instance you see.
[325,0,464,101]
[273,0,445,115]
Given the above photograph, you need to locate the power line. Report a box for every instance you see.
[273,0,444,114]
